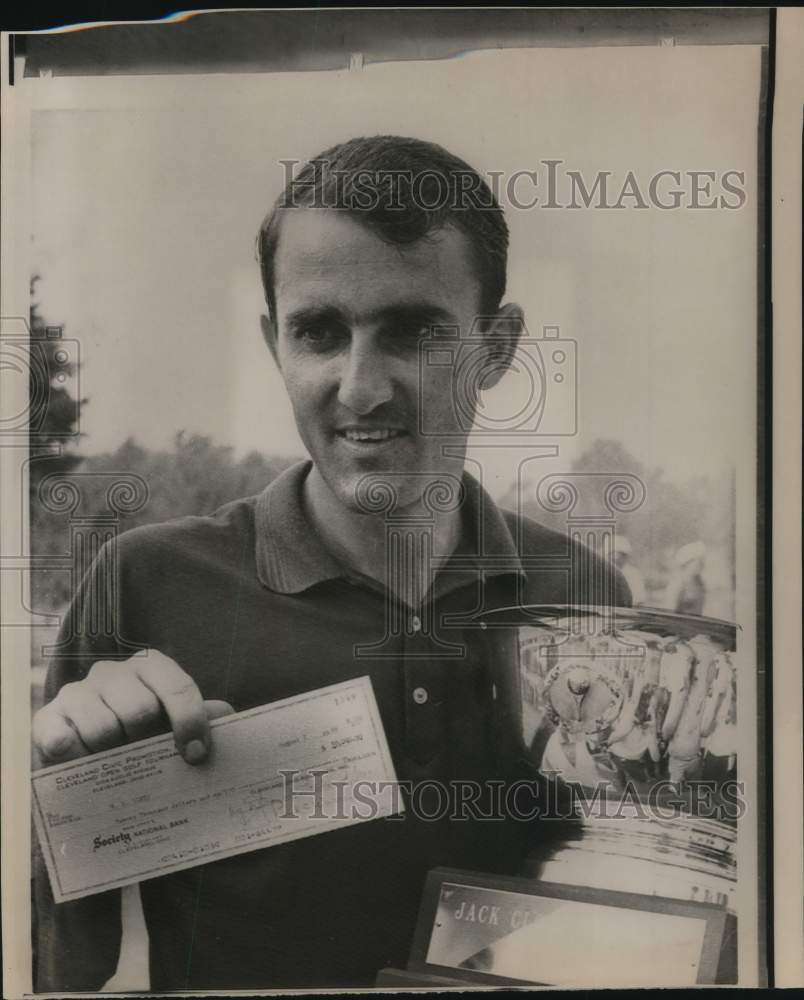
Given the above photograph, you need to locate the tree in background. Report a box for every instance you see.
[81,432,298,534]
[28,280,86,614]
[502,438,735,614]
[28,277,85,496]
[568,440,710,572]
[31,428,300,614]
[28,278,302,616]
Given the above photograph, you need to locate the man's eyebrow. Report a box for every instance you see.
[376,303,457,328]
[284,305,347,330]
[283,302,457,330]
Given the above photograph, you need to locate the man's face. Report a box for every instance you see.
[267,209,500,513]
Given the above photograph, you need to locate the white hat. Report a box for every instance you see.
[612,535,631,555]
[675,540,706,567]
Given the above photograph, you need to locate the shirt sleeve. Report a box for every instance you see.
[33,535,142,992]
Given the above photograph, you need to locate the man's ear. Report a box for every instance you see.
[260,313,280,369]
[478,302,525,391]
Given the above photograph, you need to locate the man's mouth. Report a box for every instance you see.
[337,428,408,444]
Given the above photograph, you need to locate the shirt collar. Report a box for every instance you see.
[254,459,525,595]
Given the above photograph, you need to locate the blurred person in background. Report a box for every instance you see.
[665,540,707,616]
[611,535,646,607]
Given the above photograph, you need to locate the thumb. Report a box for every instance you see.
[203,699,236,721]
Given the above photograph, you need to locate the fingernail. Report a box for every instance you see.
[183,739,207,764]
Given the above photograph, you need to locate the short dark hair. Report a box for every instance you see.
[256,135,509,320]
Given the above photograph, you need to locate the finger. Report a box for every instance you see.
[134,652,208,762]
[56,682,125,753]
[204,700,236,721]
[33,703,89,763]
[88,664,165,743]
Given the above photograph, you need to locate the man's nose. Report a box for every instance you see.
[337,342,394,414]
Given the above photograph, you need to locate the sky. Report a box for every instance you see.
[28,45,761,498]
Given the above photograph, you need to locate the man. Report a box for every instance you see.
[33,135,630,990]
[611,535,646,606]
[666,540,707,616]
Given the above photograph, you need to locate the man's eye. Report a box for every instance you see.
[394,323,431,344]
[298,327,343,349]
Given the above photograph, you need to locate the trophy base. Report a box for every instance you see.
[382,866,734,988]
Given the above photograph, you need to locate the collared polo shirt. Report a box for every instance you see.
[34,461,630,991]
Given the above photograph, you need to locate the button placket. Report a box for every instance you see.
[402,623,444,766]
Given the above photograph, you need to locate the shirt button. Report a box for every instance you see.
[412,686,429,705]
[411,616,422,633]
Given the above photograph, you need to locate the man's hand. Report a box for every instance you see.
[33,650,234,765]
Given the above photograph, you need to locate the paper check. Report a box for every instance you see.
[32,676,402,902]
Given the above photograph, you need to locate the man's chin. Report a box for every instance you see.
[327,469,464,518]
[332,473,421,516]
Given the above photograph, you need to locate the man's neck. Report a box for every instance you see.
[302,465,464,606]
